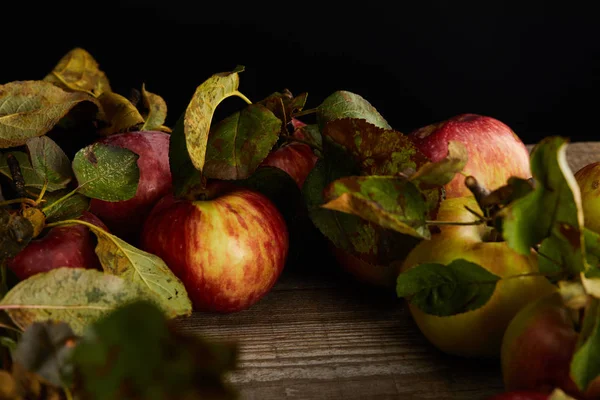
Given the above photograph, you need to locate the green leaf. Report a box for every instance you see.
[0,208,33,261]
[0,80,97,148]
[42,190,90,223]
[0,336,17,354]
[409,141,468,186]
[323,117,430,176]
[13,321,77,387]
[297,123,323,151]
[72,301,238,400]
[43,47,111,96]
[396,259,501,316]
[72,142,140,201]
[140,83,169,132]
[0,151,67,191]
[322,176,430,238]
[26,136,73,189]
[85,223,192,318]
[571,298,600,392]
[182,66,248,172]
[499,137,585,265]
[203,104,281,180]
[96,91,145,136]
[0,268,156,335]
[169,114,204,198]
[317,91,392,130]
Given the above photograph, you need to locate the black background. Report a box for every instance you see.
[1,2,599,144]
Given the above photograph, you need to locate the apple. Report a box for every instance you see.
[409,114,531,198]
[140,181,289,313]
[6,211,108,280]
[399,196,557,357]
[88,130,172,245]
[574,162,600,234]
[501,292,600,399]
[260,119,318,190]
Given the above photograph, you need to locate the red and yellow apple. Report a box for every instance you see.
[501,292,600,399]
[6,211,108,280]
[140,181,289,313]
[409,114,531,198]
[400,196,557,357]
[89,130,172,244]
[574,162,600,234]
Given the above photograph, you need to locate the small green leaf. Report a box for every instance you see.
[0,208,33,261]
[0,151,66,191]
[72,301,238,400]
[203,104,281,180]
[169,114,204,199]
[26,136,73,189]
[571,298,600,392]
[298,123,323,151]
[0,80,97,148]
[322,176,430,239]
[317,91,391,130]
[85,222,192,318]
[13,321,77,387]
[96,91,145,136]
[183,67,248,171]
[499,137,585,265]
[42,190,90,223]
[140,83,169,132]
[396,259,501,316]
[0,268,157,335]
[72,143,140,201]
[322,118,430,176]
[409,141,468,186]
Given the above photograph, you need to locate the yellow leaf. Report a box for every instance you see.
[97,92,144,136]
[140,83,168,131]
[44,47,111,96]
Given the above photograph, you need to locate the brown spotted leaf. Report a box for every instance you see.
[0,268,156,335]
[183,66,248,171]
[0,81,97,148]
[203,104,281,180]
[409,141,468,186]
[140,83,169,132]
[257,90,308,128]
[322,176,430,239]
[43,47,111,96]
[323,118,430,176]
[96,91,145,136]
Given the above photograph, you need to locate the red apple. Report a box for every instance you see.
[6,211,108,280]
[140,181,289,313]
[409,114,531,198]
[88,130,172,244]
[501,292,600,399]
[260,119,318,189]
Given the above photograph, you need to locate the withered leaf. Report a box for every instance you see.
[96,91,145,136]
[0,81,96,148]
[317,90,391,130]
[0,208,34,261]
[140,83,169,132]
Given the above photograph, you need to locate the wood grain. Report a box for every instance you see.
[172,142,600,400]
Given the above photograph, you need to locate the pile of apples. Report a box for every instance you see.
[3,48,600,400]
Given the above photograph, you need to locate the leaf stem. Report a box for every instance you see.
[35,180,48,205]
[63,385,74,400]
[280,134,323,153]
[234,91,253,105]
[293,107,318,118]
[0,323,23,334]
[0,198,38,208]
[41,187,79,215]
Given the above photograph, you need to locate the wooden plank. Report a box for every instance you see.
[171,142,600,400]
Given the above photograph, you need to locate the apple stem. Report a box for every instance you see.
[234,91,253,105]
[280,134,323,153]
[293,108,317,118]
[0,198,38,208]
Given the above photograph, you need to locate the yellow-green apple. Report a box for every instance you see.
[399,196,557,357]
[88,131,171,244]
[6,211,107,280]
[409,114,531,198]
[140,181,289,313]
[574,162,600,233]
[260,119,318,190]
[501,292,600,399]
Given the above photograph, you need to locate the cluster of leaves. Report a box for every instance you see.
[0,301,238,399]
[300,91,468,268]
[393,136,600,393]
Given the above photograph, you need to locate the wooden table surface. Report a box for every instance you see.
[172,142,600,400]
